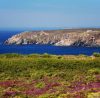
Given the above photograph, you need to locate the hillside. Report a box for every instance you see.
[5,29,100,47]
[0,53,100,97]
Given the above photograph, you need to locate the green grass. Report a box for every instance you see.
[0,53,99,81]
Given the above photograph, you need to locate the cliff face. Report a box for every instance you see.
[4,29,100,47]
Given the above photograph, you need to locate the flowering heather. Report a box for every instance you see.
[0,77,99,98]
[4,91,18,96]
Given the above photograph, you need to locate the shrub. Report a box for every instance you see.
[58,56,62,59]
[87,92,100,98]
[35,82,45,89]
[88,68,100,75]
[93,52,100,57]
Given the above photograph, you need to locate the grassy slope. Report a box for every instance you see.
[0,54,100,98]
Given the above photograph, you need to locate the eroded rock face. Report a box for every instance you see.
[4,29,100,47]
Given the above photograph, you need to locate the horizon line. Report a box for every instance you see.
[0,26,100,31]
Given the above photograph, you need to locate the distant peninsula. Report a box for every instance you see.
[5,29,100,47]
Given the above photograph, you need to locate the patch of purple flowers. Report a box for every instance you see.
[0,77,99,97]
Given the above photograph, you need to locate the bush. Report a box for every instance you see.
[87,92,100,98]
[88,68,100,75]
[35,82,45,89]
[93,52,100,57]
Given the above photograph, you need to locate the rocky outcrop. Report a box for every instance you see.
[4,29,100,47]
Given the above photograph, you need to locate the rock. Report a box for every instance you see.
[4,29,100,47]
[55,39,74,46]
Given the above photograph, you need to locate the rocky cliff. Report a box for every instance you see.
[4,29,100,47]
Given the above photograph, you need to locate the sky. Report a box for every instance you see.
[0,0,100,29]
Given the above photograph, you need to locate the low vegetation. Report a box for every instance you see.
[0,53,99,98]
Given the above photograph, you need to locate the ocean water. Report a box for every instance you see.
[0,30,100,55]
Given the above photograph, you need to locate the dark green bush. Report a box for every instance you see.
[93,52,100,57]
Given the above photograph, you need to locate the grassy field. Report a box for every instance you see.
[0,53,99,98]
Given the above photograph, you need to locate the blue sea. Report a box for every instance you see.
[0,30,100,55]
